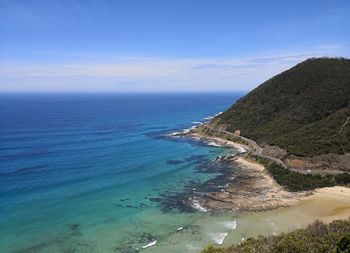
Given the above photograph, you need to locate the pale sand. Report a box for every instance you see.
[235,157,264,172]
[298,186,350,222]
[314,186,350,199]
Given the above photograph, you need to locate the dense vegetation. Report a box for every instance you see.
[267,161,350,191]
[214,58,350,157]
[201,219,350,253]
[247,154,350,191]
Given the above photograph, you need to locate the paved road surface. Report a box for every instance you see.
[204,125,287,169]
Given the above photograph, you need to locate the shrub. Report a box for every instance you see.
[337,234,350,253]
[224,219,350,253]
[201,244,225,253]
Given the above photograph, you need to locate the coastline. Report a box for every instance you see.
[142,115,350,252]
[185,128,350,217]
[151,122,350,252]
[188,132,250,151]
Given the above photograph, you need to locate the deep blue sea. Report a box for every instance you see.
[0,93,243,253]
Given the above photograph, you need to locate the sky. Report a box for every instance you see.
[0,0,350,92]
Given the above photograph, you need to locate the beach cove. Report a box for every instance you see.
[139,129,350,253]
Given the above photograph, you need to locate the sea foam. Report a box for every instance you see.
[205,141,222,147]
[167,111,223,137]
[191,199,208,212]
[219,220,237,230]
[211,232,228,245]
[236,147,247,154]
[141,240,157,249]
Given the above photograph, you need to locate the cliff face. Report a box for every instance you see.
[213,57,350,158]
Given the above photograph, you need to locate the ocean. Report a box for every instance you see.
[0,93,244,253]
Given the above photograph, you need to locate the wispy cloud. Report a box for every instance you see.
[0,45,348,92]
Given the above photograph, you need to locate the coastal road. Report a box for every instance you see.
[290,168,345,175]
[204,125,287,169]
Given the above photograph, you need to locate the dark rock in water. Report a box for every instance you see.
[13,234,96,253]
[13,242,49,253]
[69,223,79,230]
[215,155,224,161]
[166,159,184,165]
[114,231,157,253]
[138,232,157,243]
[61,248,76,253]
[3,164,50,177]
[185,154,208,162]
[115,203,139,209]
[150,158,238,213]
[186,224,201,235]
[69,223,82,237]
[149,197,162,202]
[114,244,139,253]
[125,205,138,209]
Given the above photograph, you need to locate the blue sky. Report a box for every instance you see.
[1,0,349,92]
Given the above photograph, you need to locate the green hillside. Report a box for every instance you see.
[214,57,350,157]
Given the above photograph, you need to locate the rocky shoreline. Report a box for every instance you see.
[157,127,350,217]
[203,157,308,213]
[153,130,306,215]
[184,130,307,213]
[188,130,350,215]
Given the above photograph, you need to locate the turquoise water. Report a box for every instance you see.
[0,93,243,253]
